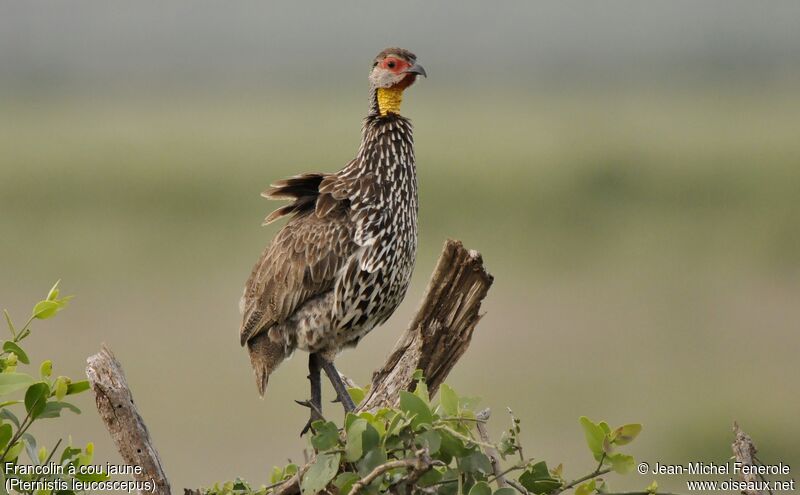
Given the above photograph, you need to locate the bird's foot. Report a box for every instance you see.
[295,399,324,436]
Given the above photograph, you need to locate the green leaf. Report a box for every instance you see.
[414,380,430,404]
[415,429,441,455]
[310,421,340,452]
[3,310,14,336]
[38,401,81,419]
[23,435,38,465]
[66,380,91,395]
[469,481,492,495]
[579,416,606,459]
[2,342,28,365]
[610,453,636,474]
[459,395,481,412]
[345,419,379,462]
[59,445,82,464]
[494,489,517,495]
[575,480,596,495]
[399,390,433,428]
[270,466,284,484]
[418,468,443,487]
[386,412,410,438]
[332,472,359,494]
[300,452,340,495]
[24,382,50,419]
[459,452,493,475]
[0,372,35,396]
[439,383,459,416]
[519,461,562,494]
[613,424,642,445]
[347,386,365,406]
[40,360,52,378]
[357,447,387,478]
[5,441,22,461]
[0,423,12,451]
[0,409,19,428]
[32,300,61,320]
[47,280,61,301]
[439,428,471,459]
[55,376,69,401]
[647,480,659,493]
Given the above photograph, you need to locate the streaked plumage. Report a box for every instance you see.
[239,48,425,401]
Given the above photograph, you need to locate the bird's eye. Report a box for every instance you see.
[387,61,396,69]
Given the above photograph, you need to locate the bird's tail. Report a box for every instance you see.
[261,173,327,225]
[246,332,288,397]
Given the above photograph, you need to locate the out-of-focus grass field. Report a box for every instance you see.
[1,84,799,491]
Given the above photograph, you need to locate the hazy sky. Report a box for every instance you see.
[3,1,800,90]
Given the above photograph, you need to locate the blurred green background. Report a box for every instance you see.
[2,1,799,492]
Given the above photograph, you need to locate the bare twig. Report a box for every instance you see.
[552,467,613,495]
[507,479,531,495]
[351,449,435,494]
[86,345,170,495]
[477,409,508,488]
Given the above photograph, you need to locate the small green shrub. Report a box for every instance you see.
[203,372,652,495]
[1,281,102,494]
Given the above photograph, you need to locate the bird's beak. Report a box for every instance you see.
[405,62,427,78]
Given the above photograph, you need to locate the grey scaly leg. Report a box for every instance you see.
[320,357,356,413]
[297,353,323,435]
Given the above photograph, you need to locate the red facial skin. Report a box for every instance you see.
[380,57,418,89]
[380,56,410,73]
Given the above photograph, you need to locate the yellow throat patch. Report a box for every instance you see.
[377,87,403,116]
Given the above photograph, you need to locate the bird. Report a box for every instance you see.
[239,47,426,433]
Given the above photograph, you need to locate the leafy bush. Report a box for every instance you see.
[203,372,654,495]
[1,281,101,494]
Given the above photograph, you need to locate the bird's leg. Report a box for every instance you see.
[297,353,323,436]
[320,357,356,412]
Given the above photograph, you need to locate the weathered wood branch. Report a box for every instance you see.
[88,239,492,495]
[86,345,171,495]
[732,422,762,495]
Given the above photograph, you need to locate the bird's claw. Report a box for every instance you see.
[300,418,315,436]
[296,399,324,436]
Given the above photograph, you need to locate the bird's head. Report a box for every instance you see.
[369,47,426,117]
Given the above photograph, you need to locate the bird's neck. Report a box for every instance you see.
[376,87,403,116]
[368,86,406,117]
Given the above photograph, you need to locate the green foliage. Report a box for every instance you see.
[578,416,642,474]
[1,281,101,494]
[202,379,655,495]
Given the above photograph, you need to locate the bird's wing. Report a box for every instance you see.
[239,173,357,345]
[319,171,389,273]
